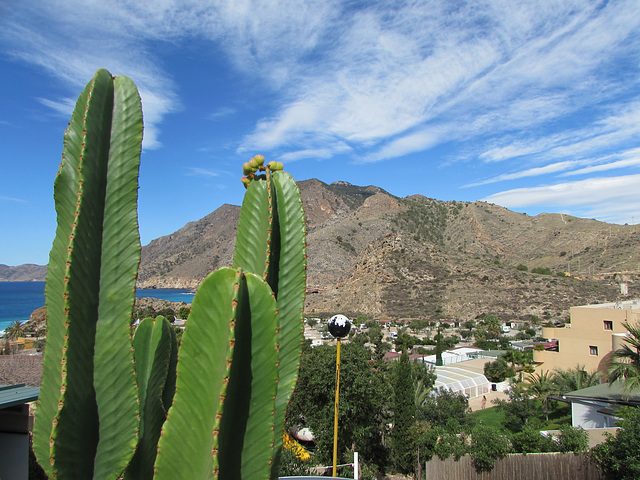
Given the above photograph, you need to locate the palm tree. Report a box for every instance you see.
[4,320,24,340]
[524,370,556,421]
[609,321,640,395]
[553,365,600,395]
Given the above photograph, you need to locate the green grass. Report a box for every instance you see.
[470,406,504,430]
[470,401,572,432]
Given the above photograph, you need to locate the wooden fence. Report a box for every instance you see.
[423,452,604,480]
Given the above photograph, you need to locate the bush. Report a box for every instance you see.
[470,425,511,472]
[591,407,640,479]
[435,432,468,461]
[484,358,515,382]
[531,267,552,275]
[558,424,588,452]
[517,264,528,271]
[277,447,312,477]
[511,425,558,453]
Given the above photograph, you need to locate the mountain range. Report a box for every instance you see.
[136,179,640,323]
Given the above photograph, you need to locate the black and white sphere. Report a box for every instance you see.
[328,314,351,338]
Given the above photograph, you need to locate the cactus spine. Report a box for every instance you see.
[33,69,307,480]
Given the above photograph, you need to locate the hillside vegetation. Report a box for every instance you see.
[134,179,639,323]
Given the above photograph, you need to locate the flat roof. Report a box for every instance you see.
[0,384,40,409]
[577,299,640,310]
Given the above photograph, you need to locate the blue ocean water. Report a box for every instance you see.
[0,282,45,333]
[0,282,195,333]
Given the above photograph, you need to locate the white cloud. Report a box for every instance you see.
[0,195,27,203]
[36,97,77,117]
[482,174,640,224]
[466,161,580,187]
[186,167,219,177]
[207,107,237,121]
[362,128,444,164]
[3,0,640,167]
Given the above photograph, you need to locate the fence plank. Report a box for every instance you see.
[423,452,604,480]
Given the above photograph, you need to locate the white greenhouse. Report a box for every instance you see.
[432,366,491,399]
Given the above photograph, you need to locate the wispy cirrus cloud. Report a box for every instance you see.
[482,174,640,224]
[0,195,27,203]
[185,167,220,177]
[465,161,582,187]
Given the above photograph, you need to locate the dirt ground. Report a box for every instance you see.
[468,389,509,412]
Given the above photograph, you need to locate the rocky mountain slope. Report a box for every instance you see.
[137,179,640,323]
[0,264,47,282]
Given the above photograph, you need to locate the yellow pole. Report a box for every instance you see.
[332,337,342,477]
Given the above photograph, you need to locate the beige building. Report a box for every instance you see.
[534,299,640,375]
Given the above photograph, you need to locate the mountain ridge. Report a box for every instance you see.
[5,178,638,323]
[137,178,640,322]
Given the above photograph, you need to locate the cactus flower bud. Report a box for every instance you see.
[241,176,251,188]
[267,161,277,170]
[253,154,265,166]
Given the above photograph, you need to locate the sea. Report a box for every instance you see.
[0,282,195,334]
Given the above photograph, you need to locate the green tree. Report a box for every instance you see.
[409,319,427,333]
[391,350,415,472]
[609,322,640,395]
[591,406,640,479]
[484,358,515,382]
[406,423,439,476]
[524,371,556,421]
[178,306,191,319]
[395,332,417,352]
[5,320,24,340]
[553,365,600,395]
[494,384,537,432]
[417,389,472,430]
[470,425,511,473]
[368,325,383,345]
[286,343,391,468]
[434,431,467,460]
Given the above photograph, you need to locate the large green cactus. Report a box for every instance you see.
[34,69,307,480]
[33,69,142,479]
[233,161,307,477]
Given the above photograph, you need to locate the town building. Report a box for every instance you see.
[534,299,640,375]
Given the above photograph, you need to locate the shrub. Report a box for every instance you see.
[470,425,511,472]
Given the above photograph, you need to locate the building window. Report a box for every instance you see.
[604,321,613,331]
[590,345,599,356]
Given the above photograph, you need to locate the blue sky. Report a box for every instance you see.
[1,0,639,266]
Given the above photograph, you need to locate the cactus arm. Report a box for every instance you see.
[232,175,270,274]
[32,69,142,480]
[93,73,142,479]
[48,69,115,479]
[153,267,239,480]
[125,316,176,480]
[162,323,178,412]
[218,271,279,480]
[32,77,91,478]
[269,171,307,477]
